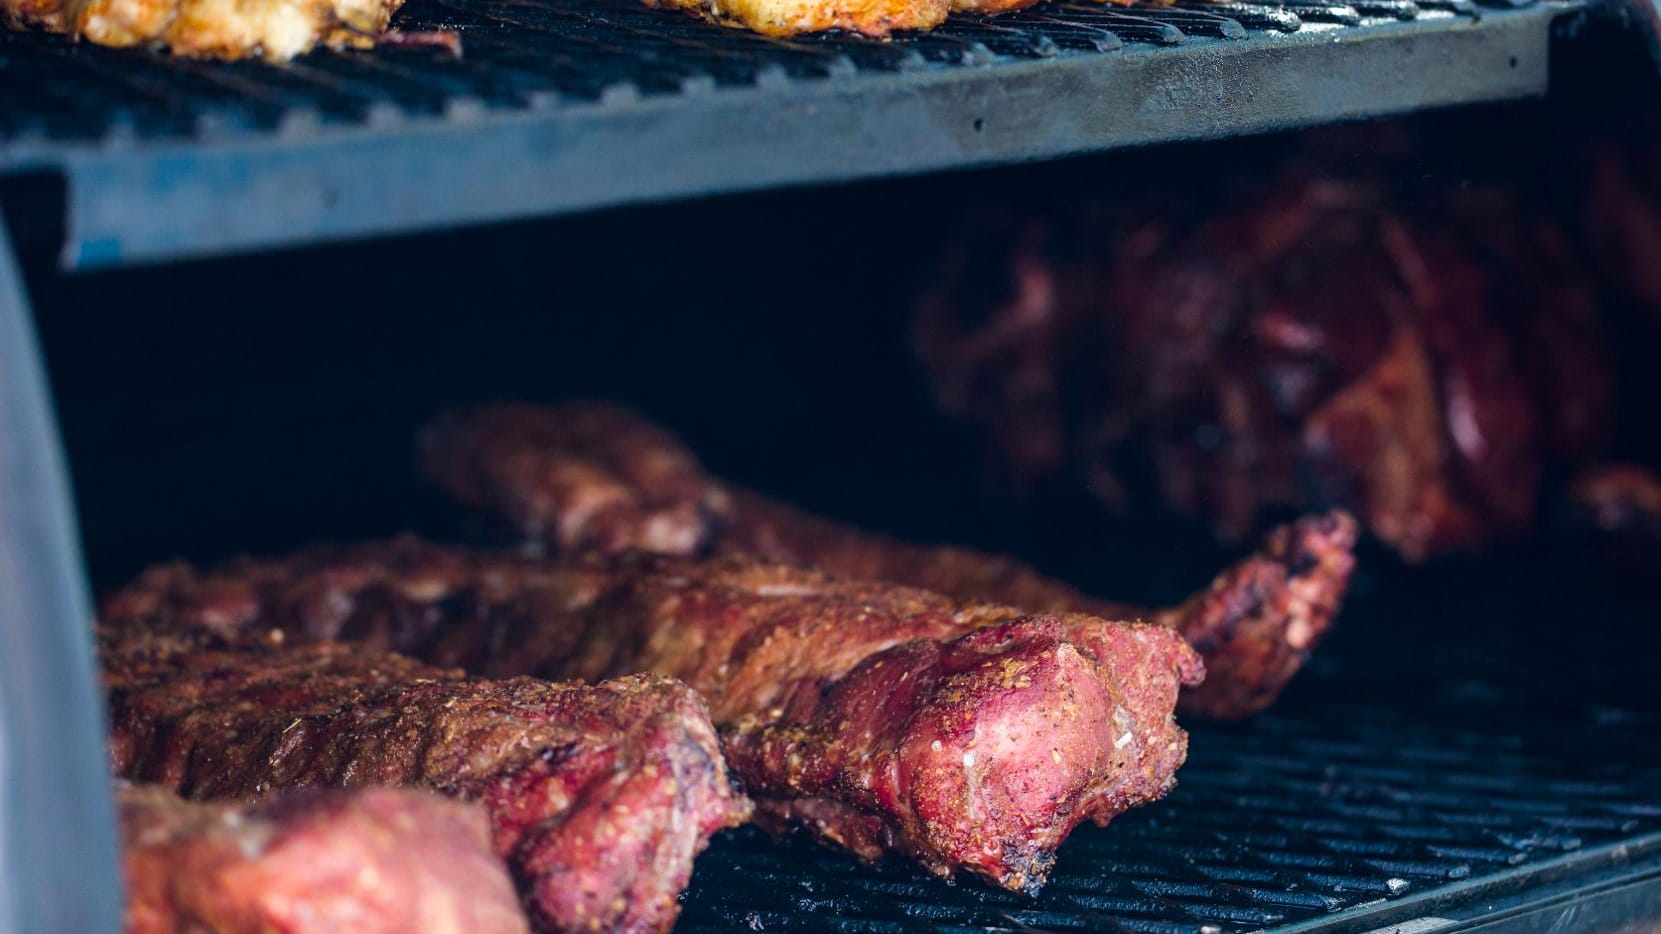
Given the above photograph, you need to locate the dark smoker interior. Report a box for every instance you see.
[22,31,1661,930]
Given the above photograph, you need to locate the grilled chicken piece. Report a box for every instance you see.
[121,784,528,934]
[99,619,750,934]
[653,0,947,37]
[106,539,1202,894]
[2,0,400,59]
[648,0,1051,40]
[417,402,1354,719]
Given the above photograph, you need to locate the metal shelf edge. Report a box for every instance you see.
[0,3,1571,268]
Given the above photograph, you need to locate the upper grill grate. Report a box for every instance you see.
[0,0,1523,144]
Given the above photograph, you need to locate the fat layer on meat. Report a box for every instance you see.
[120,784,528,934]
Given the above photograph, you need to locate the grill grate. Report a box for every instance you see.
[0,0,1522,144]
[677,704,1661,933]
[0,0,1578,265]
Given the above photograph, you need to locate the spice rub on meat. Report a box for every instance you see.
[99,618,749,934]
[417,401,1354,719]
[107,539,1202,894]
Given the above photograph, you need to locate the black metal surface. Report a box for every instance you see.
[676,704,1661,933]
[0,0,1577,266]
[0,0,1500,136]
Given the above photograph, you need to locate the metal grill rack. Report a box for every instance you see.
[0,0,1584,265]
[679,705,1661,933]
[0,0,1649,929]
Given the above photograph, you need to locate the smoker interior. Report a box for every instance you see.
[23,91,1661,931]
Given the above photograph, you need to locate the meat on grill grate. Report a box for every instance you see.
[105,539,1201,894]
[120,784,528,934]
[914,174,1611,562]
[99,618,750,934]
[1,0,403,59]
[416,402,1354,719]
[1563,463,1661,579]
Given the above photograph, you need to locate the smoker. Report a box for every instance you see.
[3,0,1661,929]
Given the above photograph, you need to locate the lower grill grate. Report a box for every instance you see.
[678,704,1661,933]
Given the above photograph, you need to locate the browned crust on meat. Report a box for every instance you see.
[100,619,749,934]
[417,402,1354,719]
[106,540,1201,893]
[648,0,946,36]
[2,0,398,59]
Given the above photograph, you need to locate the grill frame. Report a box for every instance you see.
[0,0,1581,268]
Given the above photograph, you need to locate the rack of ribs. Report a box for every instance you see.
[120,784,528,934]
[913,173,1611,563]
[416,401,1355,719]
[98,618,749,934]
[106,539,1202,894]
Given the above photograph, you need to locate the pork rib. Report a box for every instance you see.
[417,401,1354,718]
[99,619,749,934]
[120,784,528,934]
[106,540,1201,894]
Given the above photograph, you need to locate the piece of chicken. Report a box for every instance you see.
[651,0,946,37]
[2,0,400,60]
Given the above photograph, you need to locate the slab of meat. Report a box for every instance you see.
[106,539,1202,894]
[914,172,1611,562]
[417,401,1353,719]
[121,784,527,934]
[1,0,403,59]
[1562,463,1661,579]
[1585,123,1661,326]
[99,619,749,934]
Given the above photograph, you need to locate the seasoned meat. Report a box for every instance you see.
[652,0,946,37]
[106,539,1202,893]
[644,0,1055,39]
[1586,128,1661,324]
[99,620,750,934]
[418,402,1353,718]
[915,175,1611,562]
[120,784,527,934]
[2,0,401,59]
[1563,463,1661,578]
